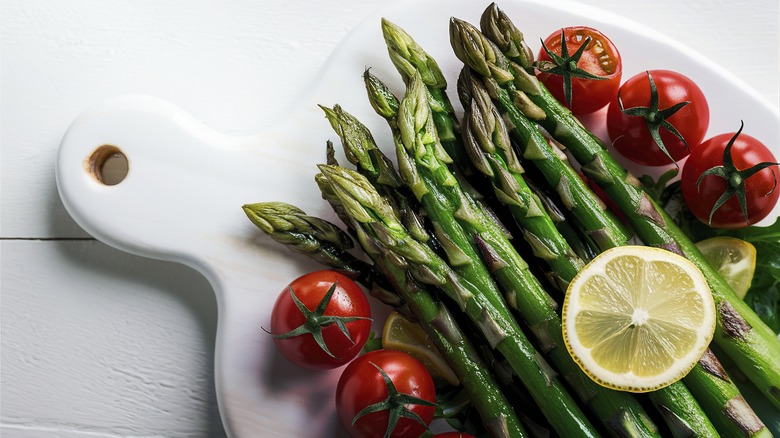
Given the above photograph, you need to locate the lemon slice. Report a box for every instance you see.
[382,311,459,386]
[695,237,757,299]
[562,246,716,393]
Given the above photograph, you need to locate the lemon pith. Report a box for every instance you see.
[695,236,757,299]
[382,311,459,386]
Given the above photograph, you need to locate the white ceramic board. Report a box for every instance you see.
[55,0,780,436]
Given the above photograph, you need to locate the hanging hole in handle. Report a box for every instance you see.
[88,145,129,186]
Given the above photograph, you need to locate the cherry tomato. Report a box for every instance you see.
[681,128,779,229]
[269,270,371,370]
[607,70,709,166]
[336,349,437,438]
[536,26,622,114]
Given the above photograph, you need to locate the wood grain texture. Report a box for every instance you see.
[1,0,777,436]
[1,241,224,437]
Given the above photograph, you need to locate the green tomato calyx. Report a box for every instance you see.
[618,71,690,168]
[696,121,780,226]
[536,29,606,107]
[351,362,436,438]
[267,282,371,358]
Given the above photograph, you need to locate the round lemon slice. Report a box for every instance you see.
[382,311,459,386]
[695,236,757,299]
[562,246,716,393]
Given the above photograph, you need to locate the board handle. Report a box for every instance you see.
[57,95,247,261]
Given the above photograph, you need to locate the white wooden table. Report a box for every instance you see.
[2,0,777,436]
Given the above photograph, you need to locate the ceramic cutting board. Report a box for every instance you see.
[56,0,780,436]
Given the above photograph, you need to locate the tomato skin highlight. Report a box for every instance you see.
[681,132,779,229]
[270,270,371,370]
[607,70,709,166]
[336,349,436,438]
[536,26,622,114]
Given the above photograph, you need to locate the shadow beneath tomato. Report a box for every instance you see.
[260,334,348,437]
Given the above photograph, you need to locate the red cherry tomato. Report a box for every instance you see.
[607,70,709,166]
[336,349,436,438]
[536,26,622,114]
[269,270,371,370]
[681,129,779,229]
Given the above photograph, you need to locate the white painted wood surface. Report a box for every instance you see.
[2,0,778,437]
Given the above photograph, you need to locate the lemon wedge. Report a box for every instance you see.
[562,246,716,392]
[382,311,459,386]
[695,237,757,299]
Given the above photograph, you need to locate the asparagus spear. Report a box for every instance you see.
[365,65,668,437]
[460,6,774,435]
[399,70,605,436]
[320,104,432,245]
[244,200,525,437]
[380,19,465,170]
[459,68,585,289]
[460,71,691,437]
[319,163,596,437]
[472,4,780,413]
[242,201,366,280]
[453,56,632,255]
[523,175,600,262]
[242,201,407,312]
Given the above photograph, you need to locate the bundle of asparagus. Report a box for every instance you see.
[244,4,776,437]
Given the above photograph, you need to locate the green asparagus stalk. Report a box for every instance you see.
[398,70,604,436]
[460,72,682,437]
[459,69,585,290]
[319,163,595,437]
[242,201,359,273]
[451,13,725,437]
[472,4,780,413]
[523,175,600,262]
[366,65,666,437]
[380,19,465,169]
[245,200,525,437]
[242,201,406,312]
[320,104,432,245]
[464,6,774,435]
[451,54,632,254]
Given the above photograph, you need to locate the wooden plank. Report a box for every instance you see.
[1,240,226,437]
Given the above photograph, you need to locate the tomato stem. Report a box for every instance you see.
[618,71,690,168]
[351,362,437,438]
[536,29,605,107]
[268,282,372,358]
[696,121,780,225]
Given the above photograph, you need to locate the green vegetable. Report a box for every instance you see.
[320,163,577,436]
[462,6,773,436]
[745,241,780,333]
[657,183,780,334]
[395,72,599,437]
[244,200,525,438]
[457,48,713,438]
[456,6,780,413]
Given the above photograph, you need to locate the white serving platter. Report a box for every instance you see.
[55,0,779,436]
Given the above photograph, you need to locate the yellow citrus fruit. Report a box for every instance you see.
[562,246,716,393]
[382,311,459,386]
[695,236,756,299]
